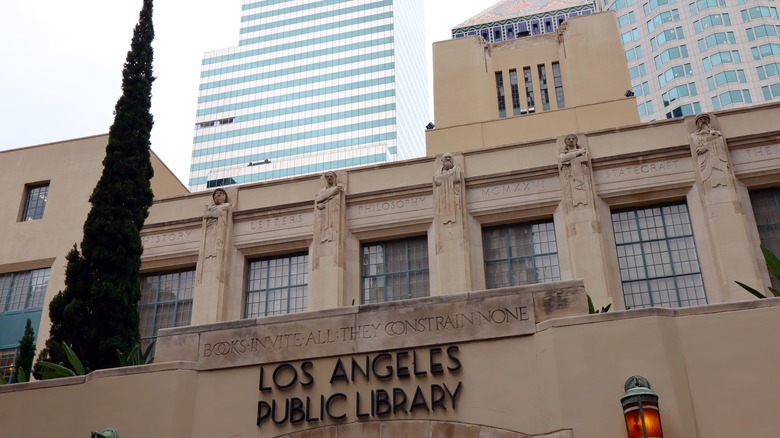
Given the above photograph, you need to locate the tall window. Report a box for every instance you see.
[362,236,429,303]
[749,187,780,289]
[509,69,522,115]
[0,268,50,314]
[483,221,561,289]
[21,183,49,221]
[246,254,308,318]
[552,62,565,109]
[538,64,550,111]
[140,269,194,348]
[495,72,507,118]
[523,67,536,110]
[612,203,707,309]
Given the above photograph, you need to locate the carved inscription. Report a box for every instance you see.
[142,230,193,246]
[202,306,529,358]
[250,215,304,231]
[357,197,427,215]
[743,145,780,159]
[256,346,463,428]
[479,181,545,198]
[603,160,680,180]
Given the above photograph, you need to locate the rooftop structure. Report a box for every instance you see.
[452,0,597,41]
[430,12,639,155]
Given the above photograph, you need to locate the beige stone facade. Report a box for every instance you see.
[1,286,779,437]
[0,134,188,359]
[427,12,641,156]
[139,103,780,317]
[6,103,780,437]
[3,12,780,436]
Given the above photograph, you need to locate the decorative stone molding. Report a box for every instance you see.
[279,421,574,438]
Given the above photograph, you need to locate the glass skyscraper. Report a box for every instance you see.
[189,0,428,191]
[605,0,780,121]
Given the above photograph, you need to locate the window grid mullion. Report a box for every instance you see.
[264,261,271,316]
[632,210,656,307]
[382,246,389,302]
[286,260,293,312]
[530,226,539,283]
[172,272,181,326]
[1,274,11,312]
[505,230,515,286]
[151,276,161,339]
[658,207,684,307]
[405,241,411,298]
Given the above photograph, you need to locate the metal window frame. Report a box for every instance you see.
[139,269,195,347]
[612,202,707,308]
[245,253,308,318]
[482,220,561,289]
[361,236,430,304]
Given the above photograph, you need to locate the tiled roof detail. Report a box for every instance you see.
[455,0,594,28]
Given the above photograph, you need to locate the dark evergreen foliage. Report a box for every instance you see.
[13,319,36,383]
[38,0,155,371]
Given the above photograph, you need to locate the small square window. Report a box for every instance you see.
[0,348,18,383]
[21,183,49,221]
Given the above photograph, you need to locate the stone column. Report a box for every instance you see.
[192,187,237,324]
[309,171,347,310]
[431,153,472,294]
[557,134,614,308]
[688,113,763,301]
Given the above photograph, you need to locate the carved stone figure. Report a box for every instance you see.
[199,188,232,283]
[691,113,730,189]
[315,171,344,243]
[434,153,463,225]
[559,134,590,207]
[557,21,568,44]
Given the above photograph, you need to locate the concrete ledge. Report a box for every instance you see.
[0,361,198,394]
[155,280,588,369]
[279,421,573,438]
[536,296,780,331]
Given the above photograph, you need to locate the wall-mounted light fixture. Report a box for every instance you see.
[621,376,663,438]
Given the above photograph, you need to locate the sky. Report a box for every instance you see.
[0,0,498,186]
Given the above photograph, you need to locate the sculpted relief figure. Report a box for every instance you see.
[434,153,463,225]
[199,188,232,283]
[203,189,231,259]
[315,171,344,244]
[691,113,730,189]
[559,134,591,207]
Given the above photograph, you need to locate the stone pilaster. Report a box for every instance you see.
[192,187,238,324]
[309,171,348,310]
[431,153,473,294]
[688,113,763,302]
[557,134,613,308]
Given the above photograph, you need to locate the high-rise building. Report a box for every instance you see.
[451,0,780,123]
[188,0,428,192]
[605,0,780,121]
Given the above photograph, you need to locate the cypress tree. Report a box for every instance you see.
[13,319,35,383]
[39,0,155,371]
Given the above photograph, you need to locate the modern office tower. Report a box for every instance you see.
[189,0,428,192]
[606,0,780,121]
[451,0,597,41]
